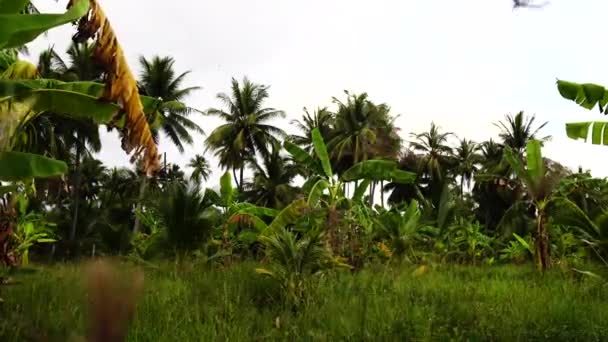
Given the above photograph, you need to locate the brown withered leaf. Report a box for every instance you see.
[68,0,160,173]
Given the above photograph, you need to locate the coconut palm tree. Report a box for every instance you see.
[328,92,400,166]
[289,107,334,153]
[138,55,203,152]
[410,122,453,183]
[495,111,550,155]
[205,77,286,191]
[454,139,481,198]
[187,154,211,184]
[243,143,299,209]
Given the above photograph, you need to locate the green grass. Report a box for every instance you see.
[1,262,608,341]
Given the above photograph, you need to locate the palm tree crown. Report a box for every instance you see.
[187,154,211,184]
[138,55,203,152]
[409,122,453,182]
[495,111,550,154]
[205,77,286,190]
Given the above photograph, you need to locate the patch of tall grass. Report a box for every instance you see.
[1,262,607,341]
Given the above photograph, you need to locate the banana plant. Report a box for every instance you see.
[502,140,566,271]
[373,199,437,261]
[557,80,608,145]
[284,128,415,252]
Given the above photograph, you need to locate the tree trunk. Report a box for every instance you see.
[232,168,240,190]
[380,180,385,207]
[535,209,550,271]
[239,166,244,192]
[69,144,82,241]
[368,181,376,207]
[460,175,464,200]
[132,176,148,235]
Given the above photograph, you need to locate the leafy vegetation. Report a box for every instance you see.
[1,0,608,340]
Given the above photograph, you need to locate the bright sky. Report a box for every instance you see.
[28,0,608,184]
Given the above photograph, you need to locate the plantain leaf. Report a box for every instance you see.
[312,128,332,178]
[284,140,321,173]
[0,151,67,181]
[513,233,534,254]
[308,179,329,206]
[352,179,370,202]
[0,0,30,14]
[341,159,415,183]
[525,140,544,186]
[266,198,308,234]
[219,171,234,206]
[503,146,533,188]
[565,121,608,145]
[0,0,90,49]
[557,80,608,113]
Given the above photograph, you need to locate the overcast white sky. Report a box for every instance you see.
[28,0,608,184]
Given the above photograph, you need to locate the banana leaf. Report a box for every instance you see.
[311,128,333,178]
[0,0,89,49]
[557,80,608,114]
[0,151,67,181]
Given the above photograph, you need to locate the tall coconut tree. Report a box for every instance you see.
[187,154,211,184]
[495,111,550,155]
[410,122,453,183]
[289,107,334,153]
[138,55,203,152]
[243,143,299,209]
[205,77,286,191]
[454,139,481,198]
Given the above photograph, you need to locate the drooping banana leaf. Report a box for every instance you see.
[341,159,416,183]
[265,199,309,234]
[284,140,322,174]
[557,80,608,114]
[352,179,371,202]
[311,128,333,179]
[0,151,67,181]
[565,121,608,145]
[307,178,330,206]
[0,79,164,118]
[0,0,90,49]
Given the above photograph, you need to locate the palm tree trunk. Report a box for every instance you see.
[239,166,244,192]
[232,167,240,190]
[69,144,82,241]
[536,209,550,271]
[132,176,148,235]
[460,174,464,200]
[380,180,385,207]
[368,181,376,206]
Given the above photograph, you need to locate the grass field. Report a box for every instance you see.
[1,262,607,341]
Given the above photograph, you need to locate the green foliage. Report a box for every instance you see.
[256,226,349,306]
[0,151,67,181]
[3,264,608,340]
[158,182,219,251]
[0,0,89,49]
[11,194,56,265]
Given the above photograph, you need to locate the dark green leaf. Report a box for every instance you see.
[0,151,67,181]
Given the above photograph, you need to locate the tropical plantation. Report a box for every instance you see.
[3,0,608,340]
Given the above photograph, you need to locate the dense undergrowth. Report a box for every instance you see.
[1,262,607,341]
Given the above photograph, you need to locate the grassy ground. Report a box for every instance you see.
[1,261,607,341]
